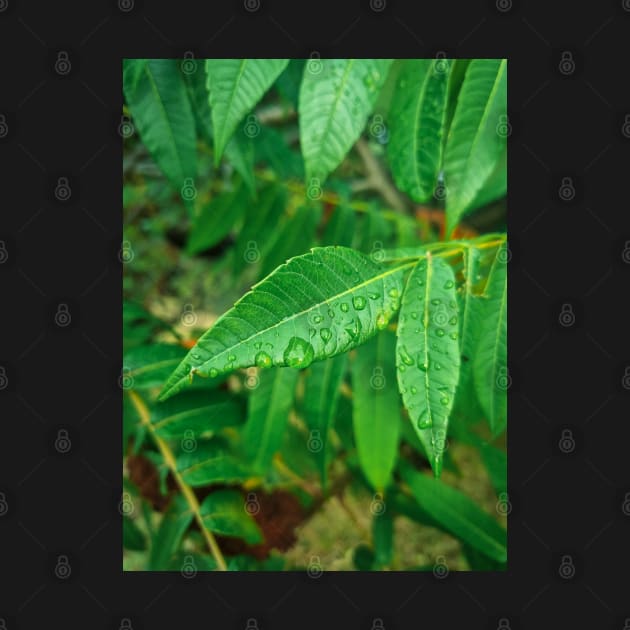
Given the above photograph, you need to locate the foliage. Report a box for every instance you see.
[123,57,507,572]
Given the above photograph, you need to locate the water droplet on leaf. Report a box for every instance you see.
[340,302,349,313]
[320,327,332,342]
[283,337,315,368]
[255,351,272,368]
[352,296,366,311]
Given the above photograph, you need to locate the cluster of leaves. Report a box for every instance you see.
[122,57,507,571]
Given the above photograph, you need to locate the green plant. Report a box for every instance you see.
[123,57,507,572]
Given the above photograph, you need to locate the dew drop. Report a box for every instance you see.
[399,364,406,372]
[320,327,332,342]
[431,298,441,306]
[418,358,429,372]
[418,411,432,429]
[434,362,442,371]
[410,386,417,394]
[449,315,458,325]
[368,291,380,300]
[388,288,399,299]
[254,342,262,350]
[255,351,272,368]
[449,332,458,340]
[227,354,236,363]
[435,328,445,337]
[440,396,449,406]
[328,308,335,318]
[283,336,315,368]
[376,313,388,330]
[399,346,414,366]
[352,296,367,311]
[209,368,219,378]
[410,312,418,319]
[340,302,349,313]
[191,352,202,361]
[444,280,454,289]
[313,314,323,324]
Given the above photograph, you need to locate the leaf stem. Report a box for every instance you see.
[128,390,228,571]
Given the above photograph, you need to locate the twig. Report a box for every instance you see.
[354,138,409,213]
[128,390,228,571]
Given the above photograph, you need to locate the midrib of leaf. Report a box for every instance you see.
[420,255,433,421]
[130,358,180,377]
[487,269,507,422]
[312,59,355,173]
[144,64,185,183]
[452,60,506,209]
[165,258,416,396]
[411,70,432,195]
[214,59,248,163]
[152,405,230,431]
[460,246,478,354]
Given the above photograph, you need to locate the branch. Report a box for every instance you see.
[128,390,228,571]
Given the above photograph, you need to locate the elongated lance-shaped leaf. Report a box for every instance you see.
[399,461,507,563]
[199,489,263,544]
[243,366,299,474]
[148,494,193,570]
[443,59,507,235]
[158,246,409,401]
[387,59,450,203]
[150,390,245,439]
[352,329,401,491]
[303,353,348,486]
[321,203,357,247]
[299,59,392,183]
[396,255,461,477]
[123,59,196,194]
[176,440,252,486]
[473,242,507,435]
[206,59,289,164]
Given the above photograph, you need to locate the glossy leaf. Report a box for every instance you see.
[200,489,263,544]
[148,494,193,570]
[159,246,410,401]
[243,366,299,474]
[206,59,289,163]
[123,59,197,193]
[187,185,248,255]
[469,145,507,210]
[443,59,507,235]
[303,353,348,485]
[387,59,450,203]
[124,344,187,390]
[473,243,507,435]
[396,255,461,477]
[151,390,244,439]
[176,440,252,486]
[352,330,401,491]
[299,59,392,183]
[400,461,507,563]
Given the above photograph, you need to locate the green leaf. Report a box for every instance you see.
[443,59,507,235]
[200,489,263,544]
[151,390,245,438]
[123,59,147,94]
[358,204,394,255]
[352,329,401,491]
[187,185,248,255]
[396,255,461,477]
[259,202,322,278]
[400,461,507,563]
[274,58,305,109]
[124,344,187,390]
[123,59,197,194]
[159,246,410,401]
[387,59,450,203]
[321,204,357,247]
[303,353,347,486]
[473,243,507,435]
[243,366,299,474]
[468,145,507,210]
[176,440,252,486]
[123,515,147,551]
[372,509,394,568]
[299,59,392,183]
[253,126,304,180]
[206,59,289,163]
[479,443,507,496]
[148,494,193,570]
[233,183,287,276]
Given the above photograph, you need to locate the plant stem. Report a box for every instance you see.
[128,390,228,571]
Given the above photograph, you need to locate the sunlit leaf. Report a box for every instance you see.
[200,489,263,544]
[159,246,410,401]
[396,255,461,476]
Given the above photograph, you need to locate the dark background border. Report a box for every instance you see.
[1,1,629,628]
